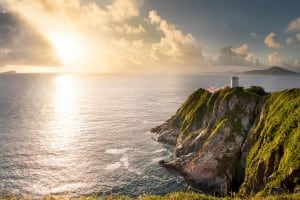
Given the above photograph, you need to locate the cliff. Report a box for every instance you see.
[151,87,300,196]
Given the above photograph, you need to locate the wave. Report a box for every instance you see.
[105,148,129,155]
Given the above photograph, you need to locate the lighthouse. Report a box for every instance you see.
[231,76,239,88]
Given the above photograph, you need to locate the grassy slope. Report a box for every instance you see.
[172,88,211,134]
[240,89,300,195]
[172,86,264,139]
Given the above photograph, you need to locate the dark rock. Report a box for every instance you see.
[269,187,286,195]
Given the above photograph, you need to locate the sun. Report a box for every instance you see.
[50,32,84,66]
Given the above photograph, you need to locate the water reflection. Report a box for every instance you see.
[33,75,83,196]
[49,75,80,150]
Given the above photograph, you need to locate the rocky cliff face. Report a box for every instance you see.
[240,89,300,196]
[151,87,299,196]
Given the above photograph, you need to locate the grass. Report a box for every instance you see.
[176,88,211,134]
[173,86,263,142]
[241,88,300,195]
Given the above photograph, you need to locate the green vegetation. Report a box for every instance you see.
[173,86,263,141]
[208,119,228,141]
[245,86,268,97]
[183,131,198,142]
[241,88,300,195]
[174,88,211,134]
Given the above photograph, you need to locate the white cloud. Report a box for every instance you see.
[0,0,145,71]
[268,51,281,66]
[113,38,131,48]
[1,0,143,29]
[232,43,249,56]
[286,17,300,32]
[250,32,257,38]
[113,38,143,48]
[218,44,254,66]
[0,11,59,67]
[113,24,145,34]
[264,32,281,49]
[286,37,293,45]
[149,10,161,24]
[245,54,254,63]
[106,0,141,22]
[132,39,144,48]
[148,10,205,65]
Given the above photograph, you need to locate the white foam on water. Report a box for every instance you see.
[152,149,167,154]
[120,154,129,169]
[105,148,128,155]
[104,162,122,171]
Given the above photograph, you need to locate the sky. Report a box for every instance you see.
[0,0,299,73]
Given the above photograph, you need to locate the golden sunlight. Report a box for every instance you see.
[50,32,84,66]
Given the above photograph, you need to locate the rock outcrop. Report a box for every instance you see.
[151,87,300,196]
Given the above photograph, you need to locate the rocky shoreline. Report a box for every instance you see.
[151,86,300,196]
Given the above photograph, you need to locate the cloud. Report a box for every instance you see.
[268,51,281,66]
[293,60,299,67]
[132,39,144,48]
[113,38,143,48]
[286,17,300,32]
[264,32,281,49]
[106,0,141,22]
[148,10,205,65]
[286,37,293,45]
[0,0,145,71]
[3,0,142,25]
[232,43,249,55]
[250,32,257,38]
[149,10,162,24]
[0,12,58,66]
[218,44,255,66]
[113,24,145,34]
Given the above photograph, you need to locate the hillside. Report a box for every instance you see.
[151,86,300,197]
[243,66,299,75]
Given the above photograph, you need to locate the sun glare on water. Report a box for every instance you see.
[49,75,80,149]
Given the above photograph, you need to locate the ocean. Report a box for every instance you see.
[0,73,299,198]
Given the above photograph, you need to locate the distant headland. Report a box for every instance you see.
[243,66,299,75]
[1,70,17,74]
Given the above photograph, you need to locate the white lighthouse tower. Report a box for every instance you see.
[231,76,239,88]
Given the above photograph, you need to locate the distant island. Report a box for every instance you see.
[1,70,17,74]
[243,66,298,75]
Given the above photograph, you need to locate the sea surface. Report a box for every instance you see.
[0,73,299,198]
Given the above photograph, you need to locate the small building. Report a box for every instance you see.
[231,76,239,88]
